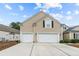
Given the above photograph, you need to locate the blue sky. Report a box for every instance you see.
[0,3,79,26]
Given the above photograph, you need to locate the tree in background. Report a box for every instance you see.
[9,22,21,30]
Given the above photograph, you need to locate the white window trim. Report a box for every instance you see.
[44,19,52,28]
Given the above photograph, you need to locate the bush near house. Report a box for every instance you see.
[70,39,79,43]
[60,39,71,43]
[15,40,20,43]
[60,39,79,43]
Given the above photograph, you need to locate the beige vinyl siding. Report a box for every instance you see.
[63,32,70,39]
[35,18,61,33]
[21,17,61,33]
[69,32,74,39]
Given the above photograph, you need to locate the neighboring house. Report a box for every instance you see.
[20,11,63,43]
[63,25,79,40]
[61,24,69,32]
[0,24,20,41]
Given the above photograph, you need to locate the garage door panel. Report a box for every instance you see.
[37,33,59,42]
[20,33,33,42]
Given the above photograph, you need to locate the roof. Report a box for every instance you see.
[21,11,61,26]
[65,25,79,32]
[61,24,69,28]
[0,24,20,34]
[61,24,69,30]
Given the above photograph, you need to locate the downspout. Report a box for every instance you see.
[32,23,37,43]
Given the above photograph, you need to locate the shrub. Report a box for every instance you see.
[16,40,20,43]
[71,39,79,43]
[60,39,79,43]
[60,39,70,43]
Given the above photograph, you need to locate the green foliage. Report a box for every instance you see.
[60,39,79,43]
[10,22,21,30]
[60,40,70,43]
[15,40,20,43]
[71,39,79,43]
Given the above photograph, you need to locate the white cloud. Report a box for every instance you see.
[5,4,12,10]
[18,5,24,11]
[74,10,79,15]
[66,10,79,15]
[50,13,73,21]
[34,3,62,12]
[0,18,3,22]
[45,3,62,9]
[11,13,18,16]
[50,13,63,20]
[34,3,42,9]
[40,8,49,13]
[66,11,71,15]
[0,18,9,25]
[22,15,27,18]
[66,16,72,20]
[61,11,63,14]
[75,3,79,6]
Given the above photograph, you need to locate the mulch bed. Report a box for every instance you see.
[0,41,19,51]
[68,43,79,48]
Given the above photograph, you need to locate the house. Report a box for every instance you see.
[63,25,79,40]
[0,24,20,41]
[61,24,69,32]
[20,11,63,43]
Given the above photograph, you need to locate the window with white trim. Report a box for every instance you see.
[43,18,53,28]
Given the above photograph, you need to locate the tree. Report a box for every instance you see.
[9,22,21,30]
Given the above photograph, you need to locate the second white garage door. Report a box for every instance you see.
[37,33,59,42]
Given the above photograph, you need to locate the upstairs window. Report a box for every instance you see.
[43,18,54,28]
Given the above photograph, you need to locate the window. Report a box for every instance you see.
[43,20,45,28]
[45,20,51,28]
[74,33,75,39]
[43,18,53,28]
[75,33,79,39]
[52,21,53,28]
[64,27,66,29]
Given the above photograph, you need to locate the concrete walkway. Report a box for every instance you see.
[0,43,79,56]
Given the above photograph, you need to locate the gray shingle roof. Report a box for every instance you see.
[61,24,69,27]
[65,25,79,32]
[0,24,20,34]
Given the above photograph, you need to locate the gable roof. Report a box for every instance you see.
[65,25,79,32]
[61,24,69,28]
[21,11,61,26]
[61,24,69,30]
[0,24,20,34]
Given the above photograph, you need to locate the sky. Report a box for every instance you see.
[0,3,79,26]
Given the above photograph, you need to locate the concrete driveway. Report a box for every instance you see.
[0,43,79,56]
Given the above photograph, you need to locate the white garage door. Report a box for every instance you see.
[20,33,33,42]
[37,33,59,42]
